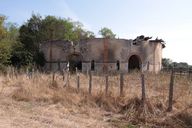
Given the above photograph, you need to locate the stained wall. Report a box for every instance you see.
[40,38,164,73]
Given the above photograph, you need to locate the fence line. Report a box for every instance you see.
[162,67,192,77]
[1,68,191,112]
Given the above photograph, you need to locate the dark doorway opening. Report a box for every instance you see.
[128,55,141,71]
[68,53,82,72]
[91,60,95,71]
[116,60,120,70]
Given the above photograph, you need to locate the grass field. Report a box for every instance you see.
[0,71,191,128]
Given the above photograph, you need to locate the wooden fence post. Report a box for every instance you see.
[58,60,61,71]
[188,69,191,79]
[63,71,69,87]
[105,75,109,95]
[15,68,18,79]
[120,73,124,96]
[141,73,146,105]
[167,69,175,112]
[179,69,182,77]
[89,71,92,94]
[62,69,65,81]
[77,74,80,92]
[52,72,55,85]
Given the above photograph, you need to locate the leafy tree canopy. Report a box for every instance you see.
[162,58,191,69]
[18,14,95,67]
[19,14,95,50]
[0,15,19,67]
[0,15,7,40]
[99,27,116,38]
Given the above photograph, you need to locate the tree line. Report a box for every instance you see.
[162,58,192,70]
[0,13,116,71]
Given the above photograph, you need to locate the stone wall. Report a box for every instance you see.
[40,37,164,73]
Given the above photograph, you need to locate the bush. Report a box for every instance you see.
[10,50,33,68]
[34,51,46,67]
[0,63,7,74]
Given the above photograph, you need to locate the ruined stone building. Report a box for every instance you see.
[40,35,165,73]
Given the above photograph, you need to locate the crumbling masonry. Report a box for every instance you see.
[40,35,165,73]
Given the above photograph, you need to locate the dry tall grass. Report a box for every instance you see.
[0,71,191,127]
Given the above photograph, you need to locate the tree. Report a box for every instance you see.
[85,31,95,39]
[0,15,34,68]
[40,16,95,42]
[20,14,95,48]
[0,41,11,65]
[0,16,17,67]
[5,22,19,41]
[18,14,95,68]
[41,16,67,41]
[0,15,7,40]
[172,62,189,69]
[19,14,42,53]
[72,21,95,42]
[162,58,172,68]
[10,42,33,67]
[162,58,192,70]
[18,14,46,67]
[99,27,116,38]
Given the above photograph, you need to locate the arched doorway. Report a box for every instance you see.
[68,53,82,72]
[128,55,141,71]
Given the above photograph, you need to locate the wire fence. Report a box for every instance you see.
[0,66,192,112]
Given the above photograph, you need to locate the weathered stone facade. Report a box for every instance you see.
[40,36,165,73]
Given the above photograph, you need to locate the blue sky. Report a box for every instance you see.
[0,0,192,64]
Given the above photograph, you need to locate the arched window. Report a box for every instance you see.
[91,60,95,71]
[116,60,120,70]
